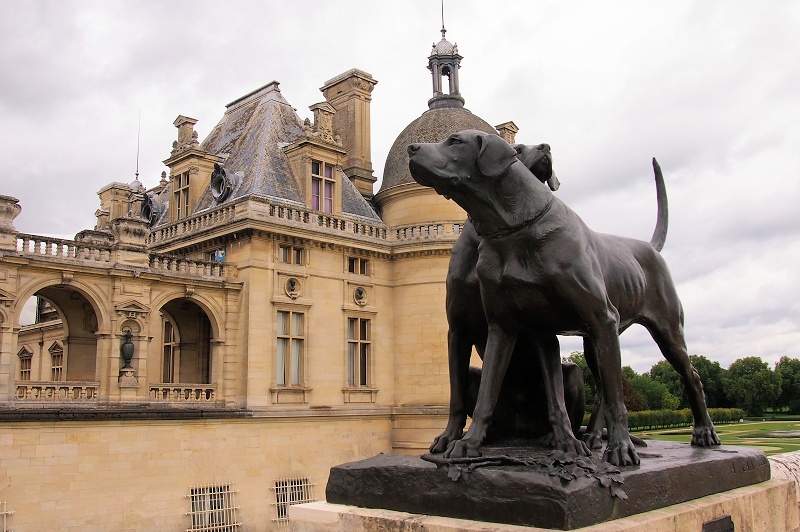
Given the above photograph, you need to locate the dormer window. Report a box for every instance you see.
[311,160,334,213]
[173,172,190,219]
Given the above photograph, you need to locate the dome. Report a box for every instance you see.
[431,37,457,56]
[378,106,497,193]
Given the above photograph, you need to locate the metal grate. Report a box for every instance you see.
[186,484,241,532]
[0,501,13,532]
[271,477,316,526]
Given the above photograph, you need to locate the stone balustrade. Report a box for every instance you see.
[146,197,389,245]
[16,381,100,402]
[392,221,462,241]
[16,233,112,263]
[149,384,217,403]
[149,254,235,279]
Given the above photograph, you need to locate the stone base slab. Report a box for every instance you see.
[324,441,771,529]
[290,479,799,531]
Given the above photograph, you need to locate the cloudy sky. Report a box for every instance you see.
[2,1,799,373]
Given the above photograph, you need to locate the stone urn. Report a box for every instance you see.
[120,330,135,369]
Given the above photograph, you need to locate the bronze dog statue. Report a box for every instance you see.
[409,130,719,465]
[445,143,586,445]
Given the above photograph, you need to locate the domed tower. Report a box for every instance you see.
[379,27,501,433]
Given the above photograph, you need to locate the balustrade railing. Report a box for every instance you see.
[149,254,235,279]
[16,381,99,402]
[146,198,389,245]
[16,234,111,263]
[392,222,462,241]
[149,384,217,403]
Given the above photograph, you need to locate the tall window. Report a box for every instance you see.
[49,342,64,381]
[347,317,371,387]
[18,346,32,381]
[311,160,334,214]
[174,171,190,219]
[162,318,178,383]
[276,310,304,386]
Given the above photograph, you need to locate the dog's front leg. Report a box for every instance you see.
[430,328,473,453]
[590,325,640,466]
[537,335,591,456]
[445,323,517,458]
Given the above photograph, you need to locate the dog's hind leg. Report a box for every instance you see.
[643,315,720,447]
[537,335,591,456]
[581,339,606,450]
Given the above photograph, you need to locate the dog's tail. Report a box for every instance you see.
[649,158,668,252]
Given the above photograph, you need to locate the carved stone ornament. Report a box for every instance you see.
[354,286,367,306]
[285,277,301,299]
[210,164,240,203]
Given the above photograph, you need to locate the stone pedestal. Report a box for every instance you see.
[323,441,773,530]
[290,479,799,532]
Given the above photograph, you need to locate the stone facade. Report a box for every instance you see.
[0,31,524,530]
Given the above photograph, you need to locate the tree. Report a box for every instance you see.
[688,355,730,408]
[630,374,680,410]
[725,357,782,416]
[775,356,800,413]
[649,360,685,407]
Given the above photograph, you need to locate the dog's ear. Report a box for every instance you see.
[547,173,561,191]
[476,134,518,178]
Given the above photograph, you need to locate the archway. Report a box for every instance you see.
[15,287,99,383]
[157,298,212,384]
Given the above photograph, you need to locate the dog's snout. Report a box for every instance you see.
[538,143,550,152]
[408,144,420,155]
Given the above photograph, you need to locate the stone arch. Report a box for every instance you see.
[13,277,110,334]
[150,292,221,386]
[149,290,224,342]
[12,278,109,383]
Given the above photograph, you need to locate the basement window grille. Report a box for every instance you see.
[185,483,241,532]
[271,477,316,526]
[0,501,13,532]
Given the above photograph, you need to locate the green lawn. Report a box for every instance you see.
[633,421,800,456]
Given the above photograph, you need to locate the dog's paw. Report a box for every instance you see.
[603,440,640,467]
[581,431,604,451]
[691,425,721,447]
[562,437,592,457]
[429,429,463,454]
[444,439,482,459]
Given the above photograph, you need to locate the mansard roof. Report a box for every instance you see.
[190,81,381,223]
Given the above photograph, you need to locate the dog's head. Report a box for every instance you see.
[512,143,561,191]
[407,130,520,201]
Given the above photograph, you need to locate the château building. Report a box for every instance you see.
[0,28,528,531]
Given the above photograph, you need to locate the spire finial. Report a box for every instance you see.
[135,111,141,181]
[441,0,446,39]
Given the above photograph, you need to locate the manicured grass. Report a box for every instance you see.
[633,421,800,456]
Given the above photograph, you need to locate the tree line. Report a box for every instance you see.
[565,352,800,417]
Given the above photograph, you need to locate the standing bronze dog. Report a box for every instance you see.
[445,143,587,445]
[409,130,719,465]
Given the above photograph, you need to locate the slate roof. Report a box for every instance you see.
[154,81,382,225]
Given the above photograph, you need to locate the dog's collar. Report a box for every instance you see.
[474,197,554,239]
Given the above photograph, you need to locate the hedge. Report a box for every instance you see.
[581,408,745,431]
